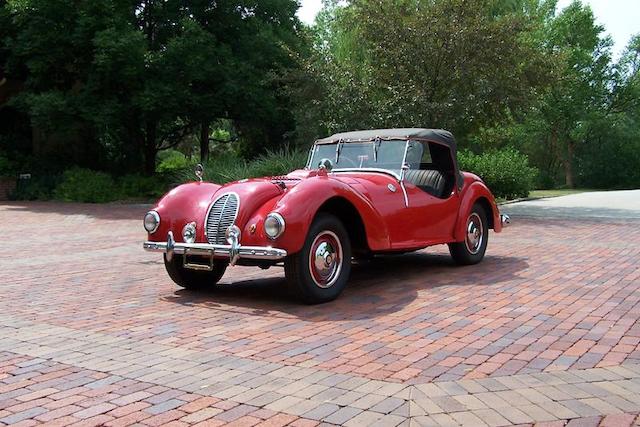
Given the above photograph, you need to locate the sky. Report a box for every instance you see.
[297,0,640,59]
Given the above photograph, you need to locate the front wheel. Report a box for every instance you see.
[164,255,227,290]
[449,203,489,265]
[284,214,352,304]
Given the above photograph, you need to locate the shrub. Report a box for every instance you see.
[249,149,308,178]
[118,174,168,200]
[458,148,538,200]
[157,149,190,173]
[175,149,308,185]
[53,168,119,203]
[11,174,60,201]
[0,153,13,177]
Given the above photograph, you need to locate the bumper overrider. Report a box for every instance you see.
[143,231,287,267]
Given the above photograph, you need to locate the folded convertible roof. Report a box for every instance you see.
[315,128,455,150]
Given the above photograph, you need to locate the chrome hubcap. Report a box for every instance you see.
[309,231,342,288]
[465,213,483,255]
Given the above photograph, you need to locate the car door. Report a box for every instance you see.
[390,141,460,248]
[400,182,459,244]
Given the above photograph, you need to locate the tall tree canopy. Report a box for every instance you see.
[2,0,302,174]
[292,0,553,142]
[1,0,639,191]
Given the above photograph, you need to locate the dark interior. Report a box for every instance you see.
[403,142,456,198]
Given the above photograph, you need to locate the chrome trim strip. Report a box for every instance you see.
[400,180,409,208]
[331,168,401,180]
[143,240,287,261]
[399,141,410,207]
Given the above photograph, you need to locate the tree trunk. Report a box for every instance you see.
[564,141,575,189]
[143,121,157,176]
[200,121,210,162]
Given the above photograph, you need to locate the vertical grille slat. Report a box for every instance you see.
[205,193,239,244]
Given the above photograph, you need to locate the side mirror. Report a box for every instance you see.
[318,158,333,171]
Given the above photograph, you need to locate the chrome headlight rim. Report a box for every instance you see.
[264,212,285,240]
[144,210,160,234]
[182,221,197,244]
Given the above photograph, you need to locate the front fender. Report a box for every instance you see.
[241,175,391,255]
[453,181,502,242]
[149,181,221,242]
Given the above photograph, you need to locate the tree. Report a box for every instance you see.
[293,0,552,143]
[534,1,612,187]
[2,0,302,174]
[575,34,640,189]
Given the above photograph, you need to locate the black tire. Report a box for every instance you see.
[449,203,489,265]
[164,254,227,290]
[284,213,352,304]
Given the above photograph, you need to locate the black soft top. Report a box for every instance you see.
[315,128,456,151]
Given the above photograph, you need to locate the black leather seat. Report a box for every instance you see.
[404,169,448,198]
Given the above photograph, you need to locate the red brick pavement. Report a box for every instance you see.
[1,202,640,425]
[0,351,312,426]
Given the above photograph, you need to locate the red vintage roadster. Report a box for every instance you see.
[144,128,509,303]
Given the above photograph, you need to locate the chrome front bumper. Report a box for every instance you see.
[143,231,287,267]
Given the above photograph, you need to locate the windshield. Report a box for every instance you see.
[307,139,424,173]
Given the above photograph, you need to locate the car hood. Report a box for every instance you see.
[206,169,394,227]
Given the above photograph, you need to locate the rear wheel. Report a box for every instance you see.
[449,203,489,265]
[284,214,352,304]
[164,255,227,290]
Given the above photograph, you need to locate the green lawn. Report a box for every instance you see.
[528,189,595,199]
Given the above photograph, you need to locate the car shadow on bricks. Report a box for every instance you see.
[160,252,528,320]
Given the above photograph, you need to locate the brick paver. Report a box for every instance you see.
[1,202,640,425]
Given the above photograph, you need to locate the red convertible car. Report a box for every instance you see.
[144,128,509,303]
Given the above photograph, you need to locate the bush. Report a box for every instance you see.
[157,149,190,173]
[53,168,119,203]
[11,174,60,201]
[0,153,13,177]
[458,148,538,200]
[118,174,168,200]
[175,149,308,185]
[249,149,308,178]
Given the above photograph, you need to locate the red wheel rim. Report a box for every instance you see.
[308,231,342,288]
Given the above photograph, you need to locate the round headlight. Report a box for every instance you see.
[144,211,160,233]
[182,222,196,243]
[264,213,285,239]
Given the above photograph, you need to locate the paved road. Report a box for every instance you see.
[1,202,640,426]
[501,189,640,220]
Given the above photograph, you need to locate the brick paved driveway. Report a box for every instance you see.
[1,202,640,426]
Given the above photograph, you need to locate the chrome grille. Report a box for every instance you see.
[205,193,239,244]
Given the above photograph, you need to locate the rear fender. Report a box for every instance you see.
[454,181,502,242]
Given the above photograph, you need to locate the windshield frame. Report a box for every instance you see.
[306,139,411,180]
